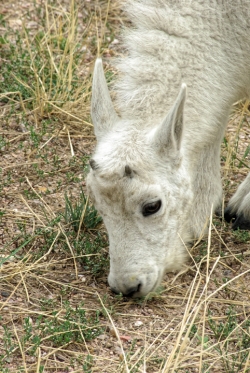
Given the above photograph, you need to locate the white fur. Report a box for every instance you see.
[226,174,250,222]
[86,0,250,297]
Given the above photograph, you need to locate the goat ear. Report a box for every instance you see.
[91,58,119,141]
[153,84,186,153]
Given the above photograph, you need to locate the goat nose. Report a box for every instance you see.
[111,283,142,297]
[124,283,141,297]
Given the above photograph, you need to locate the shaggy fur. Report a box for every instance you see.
[87,0,250,297]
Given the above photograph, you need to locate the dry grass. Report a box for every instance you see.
[0,0,250,372]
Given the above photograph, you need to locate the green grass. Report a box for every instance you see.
[208,308,250,373]
[0,303,102,370]
[1,187,108,275]
[187,307,250,373]
[0,5,86,112]
[64,187,102,232]
[232,229,250,243]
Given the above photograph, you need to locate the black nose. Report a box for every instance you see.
[124,284,141,297]
[111,283,142,298]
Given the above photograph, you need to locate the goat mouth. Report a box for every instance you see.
[110,285,146,298]
[109,266,163,298]
[132,280,160,299]
[110,277,161,299]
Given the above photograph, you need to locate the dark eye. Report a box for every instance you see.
[142,200,162,217]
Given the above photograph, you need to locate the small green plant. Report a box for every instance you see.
[0,136,7,150]
[37,301,102,347]
[0,326,17,365]
[238,144,250,168]
[208,308,250,372]
[0,210,5,220]
[40,298,57,311]
[82,354,93,373]
[232,229,250,242]
[64,187,102,231]
[23,317,33,344]
[189,324,210,350]
[72,232,109,276]
[208,308,237,340]
[0,1,88,117]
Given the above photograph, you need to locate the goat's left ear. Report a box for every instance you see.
[153,84,186,154]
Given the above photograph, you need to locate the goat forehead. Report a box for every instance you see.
[94,129,152,168]
[92,172,162,206]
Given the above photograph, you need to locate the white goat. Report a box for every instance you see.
[86,0,250,297]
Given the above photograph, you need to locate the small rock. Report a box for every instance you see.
[109,328,117,337]
[134,320,143,327]
[120,335,131,342]
[78,275,86,282]
[1,291,10,298]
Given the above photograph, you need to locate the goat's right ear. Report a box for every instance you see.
[152,84,186,155]
[91,59,119,141]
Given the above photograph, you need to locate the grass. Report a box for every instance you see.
[1,1,89,116]
[0,0,250,372]
[64,187,102,231]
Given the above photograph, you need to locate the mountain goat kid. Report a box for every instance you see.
[86,0,250,297]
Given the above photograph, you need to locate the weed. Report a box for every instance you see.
[0,210,5,219]
[40,298,57,311]
[0,304,102,367]
[0,1,89,119]
[189,324,198,338]
[23,317,33,344]
[37,300,102,346]
[66,171,82,183]
[189,324,210,350]
[0,136,7,150]
[232,229,250,243]
[239,144,250,168]
[2,326,16,358]
[72,232,109,276]
[64,187,102,231]
[23,189,38,199]
[208,307,250,372]
[194,241,209,262]
[82,354,93,373]
[105,70,116,84]
[0,326,17,369]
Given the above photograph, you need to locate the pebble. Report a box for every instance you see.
[134,320,143,327]
[1,291,10,298]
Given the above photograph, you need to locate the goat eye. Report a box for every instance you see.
[142,200,162,217]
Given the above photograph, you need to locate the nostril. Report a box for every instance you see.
[110,283,142,297]
[124,283,141,297]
